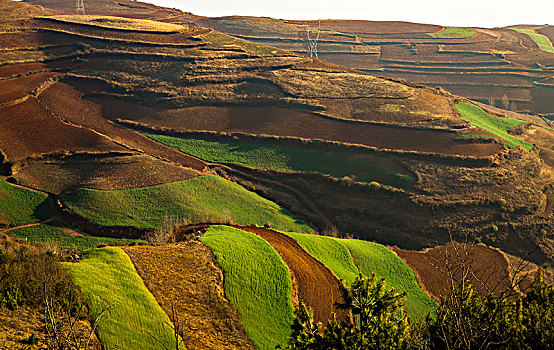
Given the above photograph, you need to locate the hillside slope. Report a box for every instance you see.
[0,0,552,265]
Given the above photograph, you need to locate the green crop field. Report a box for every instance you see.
[9,223,142,251]
[144,133,413,189]
[285,232,359,284]
[338,239,437,320]
[509,28,554,53]
[428,27,477,38]
[286,232,436,320]
[200,225,294,350]
[0,178,51,226]
[61,175,311,232]
[66,247,181,350]
[455,102,533,151]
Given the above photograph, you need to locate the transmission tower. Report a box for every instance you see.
[301,21,320,59]
[76,0,85,15]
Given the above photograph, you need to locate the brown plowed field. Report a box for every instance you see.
[394,244,516,300]
[0,98,123,160]
[14,154,198,194]
[0,58,73,78]
[234,225,349,325]
[0,31,75,49]
[107,103,503,157]
[38,80,207,170]
[122,242,255,350]
[0,72,58,103]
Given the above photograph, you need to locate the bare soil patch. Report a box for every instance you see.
[122,242,254,350]
[39,79,207,171]
[0,98,123,160]
[235,225,349,325]
[0,72,58,103]
[15,153,198,194]
[394,244,515,300]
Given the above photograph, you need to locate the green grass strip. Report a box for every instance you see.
[0,178,51,226]
[61,175,311,232]
[428,27,477,38]
[285,232,436,320]
[509,28,554,53]
[285,232,359,284]
[66,247,181,349]
[455,102,533,151]
[200,225,294,350]
[337,239,437,320]
[9,223,143,251]
[144,133,413,189]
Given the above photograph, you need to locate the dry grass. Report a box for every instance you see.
[43,15,186,33]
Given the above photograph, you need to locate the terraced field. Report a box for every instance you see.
[428,27,477,39]
[455,102,533,150]
[0,178,50,227]
[66,247,182,350]
[9,223,142,250]
[61,175,311,232]
[286,232,436,320]
[144,132,414,188]
[200,226,294,350]
[509,27,554,53]
[123,242,254,350]
[236,226,349,325]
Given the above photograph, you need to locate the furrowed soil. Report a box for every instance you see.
[0,98,123,160]
[394,244,515,300]
[39,80,207,171]
[111,105,503,157]
[122,241,254,350]
[234,225,349,325]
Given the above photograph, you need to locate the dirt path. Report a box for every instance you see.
[122,242,254,350]
[234,225,349,325]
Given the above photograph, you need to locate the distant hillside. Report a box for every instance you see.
[191,16,554,118]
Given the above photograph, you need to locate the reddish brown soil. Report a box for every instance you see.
[287,19,440,35]
[394,244,517,300]
[0,31,76,49]
[0,72,58,103]
[0,98,123,160]
[234,225,349,325]
[14,153,198,193]
[38,80,207,171]
[0,58,73,78]
[123,242,255,350]
[111,104,503,157]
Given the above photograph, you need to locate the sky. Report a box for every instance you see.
[143,0,553,28]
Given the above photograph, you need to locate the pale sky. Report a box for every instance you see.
[144,0,553,28]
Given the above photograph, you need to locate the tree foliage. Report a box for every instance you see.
[283,273,408,350]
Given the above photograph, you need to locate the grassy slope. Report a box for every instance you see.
[285,232,435,320]
[200,225,294,350]
[0,178,50,226]
[455,102,533,151]
[145,133,413,188]
[285,232,359,284]
[9,223,142,251]
[510,28,554,53]
[66,247,180,350]
[61,175,311,232]
[428,27,477,38]
[338,239,437,320]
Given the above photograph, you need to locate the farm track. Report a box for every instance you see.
[232,225,349,325]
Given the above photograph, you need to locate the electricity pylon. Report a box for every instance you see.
[76,0,85,15]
